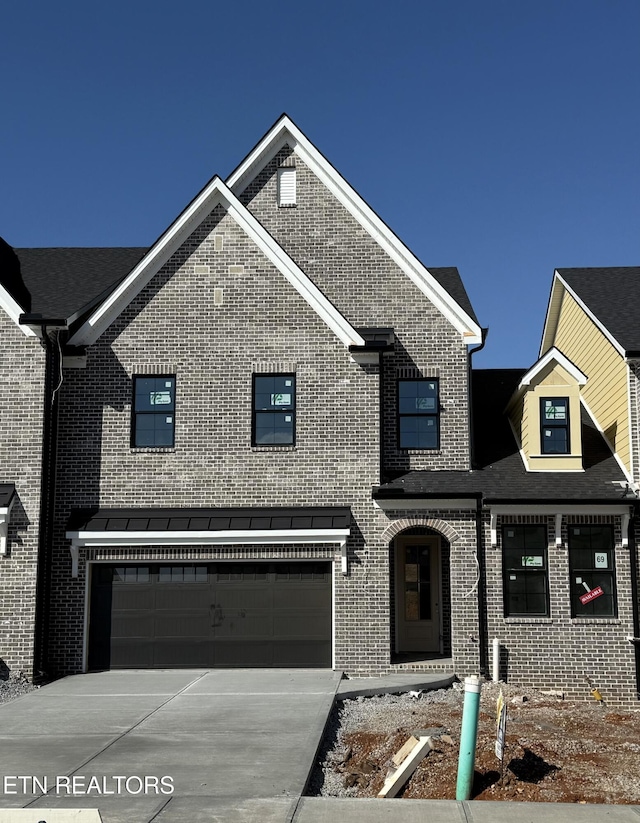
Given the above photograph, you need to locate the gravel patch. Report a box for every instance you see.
[0,673,38,705]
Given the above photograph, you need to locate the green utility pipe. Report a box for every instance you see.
[455,675,483,800]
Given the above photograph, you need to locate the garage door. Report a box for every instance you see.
[88,562,332,670]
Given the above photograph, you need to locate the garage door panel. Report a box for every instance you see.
[154,587,212,610]
[213,612,273,637]
[272,640,331,667]
[89,561,331,669]
[273,614,330,637]
[213,640,274,667]
[215,586,272,609]
[154,614,213,637]
[272,587,329,609]
[111,587,156,610]
[153,640,212,667]
[111,613,155,638]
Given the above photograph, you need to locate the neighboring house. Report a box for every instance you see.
[0,118,637,703]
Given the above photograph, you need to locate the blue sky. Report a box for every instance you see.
[2,0,638,367]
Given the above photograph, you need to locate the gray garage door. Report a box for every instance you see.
[88,562,332,669]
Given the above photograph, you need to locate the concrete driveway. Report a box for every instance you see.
[0,669,341,823]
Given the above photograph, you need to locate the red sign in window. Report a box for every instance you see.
[579,585,604,605]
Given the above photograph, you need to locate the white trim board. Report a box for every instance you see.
[227,116,482,344]
[69,177,365,350]
[0,288,36,337]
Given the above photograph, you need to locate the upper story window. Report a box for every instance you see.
[253,374,296,445]
[540,397,569,454]
[132,375,176,447]
[277,167,296,207]
[568,525,616,617]
[502,525,549,617]
[398,379,439,449]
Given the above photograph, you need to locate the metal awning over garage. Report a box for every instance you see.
[66,506,352,575]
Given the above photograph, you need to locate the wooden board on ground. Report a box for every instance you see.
[378,735,434,799]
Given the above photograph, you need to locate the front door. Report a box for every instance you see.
[395,535,441,653]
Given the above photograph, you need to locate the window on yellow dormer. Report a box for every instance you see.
[540,397,569,454]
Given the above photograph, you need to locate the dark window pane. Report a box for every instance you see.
[253,374,295,445]
[502,525,548,616]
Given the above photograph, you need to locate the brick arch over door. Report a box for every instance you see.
[381,517,461,545]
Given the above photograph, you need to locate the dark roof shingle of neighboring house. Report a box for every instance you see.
[429,267,478,325]
[558,267,640,355]
[2,243,148,320]
[375,369,628,503]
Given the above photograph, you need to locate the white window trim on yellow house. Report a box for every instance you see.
[506,348,587,472]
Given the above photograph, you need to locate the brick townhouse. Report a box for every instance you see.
[0,116,637,702]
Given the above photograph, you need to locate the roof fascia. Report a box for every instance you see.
[227,116,482,344]
[542,272,626,358]
[69,178,364,349]
[488,503,633,515]
[0,287,36,337]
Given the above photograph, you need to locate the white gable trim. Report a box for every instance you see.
[518,347,587,390]
[69,178,364,349]
[0,288,36,337]
[541,272,626,358]
[227,117,482,344]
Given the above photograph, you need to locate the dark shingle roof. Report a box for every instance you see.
[558,267,640,354]
[0,484,16,508]
[375,369,628,503]
[5,245,147,320]
[67,507,351,533]
[429,267,478,325]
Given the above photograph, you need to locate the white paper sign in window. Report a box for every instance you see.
[272,393,291,406]
[594,552,608,569]
[150,391,172,405]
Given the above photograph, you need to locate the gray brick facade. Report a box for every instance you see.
[2,118,638,706]
[0,313,46,677]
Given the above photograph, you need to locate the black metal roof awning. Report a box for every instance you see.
[65,506,353,578]
[67,506,351,534]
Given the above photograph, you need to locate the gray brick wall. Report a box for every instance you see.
[45,143,474,678]
[0,313,46,677]
[239,148,472,473]
[485,513,637,704]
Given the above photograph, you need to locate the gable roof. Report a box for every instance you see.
[226,115,482,343]
[67,177,365,349]
[542,267,640,357]
[374,369,628,504]
[515,346,587,392]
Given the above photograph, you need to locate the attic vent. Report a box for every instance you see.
[278,167,296,207]
[229,265,244,275]
[214,288,223,306]
[214,234,224,251]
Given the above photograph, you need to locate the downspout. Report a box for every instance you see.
[468,328,489,468]
[32,327,65,681]
[468,330,489,675]
[628,510,640,699]
[379,350,385,484]
[476,495,488,676]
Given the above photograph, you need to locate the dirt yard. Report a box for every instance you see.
[309,681,640,803]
